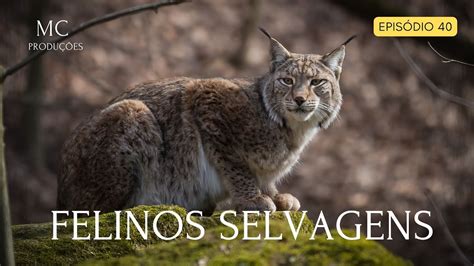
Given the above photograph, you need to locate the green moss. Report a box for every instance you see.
[13,205,410,266]
[13,205,189,265]
[83,224,408,266]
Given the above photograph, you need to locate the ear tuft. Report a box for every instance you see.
[259,27,291,69]
[322,35,356,80]
[341,35,357,46]
[258,27,272,39]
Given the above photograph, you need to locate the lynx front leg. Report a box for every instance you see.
[215,157,276,212]
[261,183,301,211]
[273,194,300,211]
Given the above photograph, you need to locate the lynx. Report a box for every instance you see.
[58,29,353,215]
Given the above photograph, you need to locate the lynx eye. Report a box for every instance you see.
[310,79,326,87]
[279,78,294,86]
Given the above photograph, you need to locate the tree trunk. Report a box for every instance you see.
[232,0,262,67]
[21,1,45,171]
[0,66,15,266]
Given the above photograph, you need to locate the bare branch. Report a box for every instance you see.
[393,39,474,109]
[428,42,474,67]
[424,189,473,266]
[0,0,188,82]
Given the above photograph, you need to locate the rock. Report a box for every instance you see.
[12,205,410,265]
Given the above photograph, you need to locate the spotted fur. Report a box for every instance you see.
[58,30,349,214]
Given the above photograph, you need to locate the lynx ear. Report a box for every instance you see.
[322,35,356,80]
[322,46,345,80]
[259,27,291,70]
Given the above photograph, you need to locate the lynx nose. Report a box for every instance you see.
[294,96,306,106]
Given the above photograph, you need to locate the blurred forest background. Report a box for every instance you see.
[0,0,473,265]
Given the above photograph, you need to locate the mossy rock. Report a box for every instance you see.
[13,205,410,265]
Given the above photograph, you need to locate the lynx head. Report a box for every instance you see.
[260,28,354,129]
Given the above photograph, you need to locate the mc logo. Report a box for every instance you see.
[37,20,69,37]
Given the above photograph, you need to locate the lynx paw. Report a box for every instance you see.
[234,194,276,212]
[273,193,300,211]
